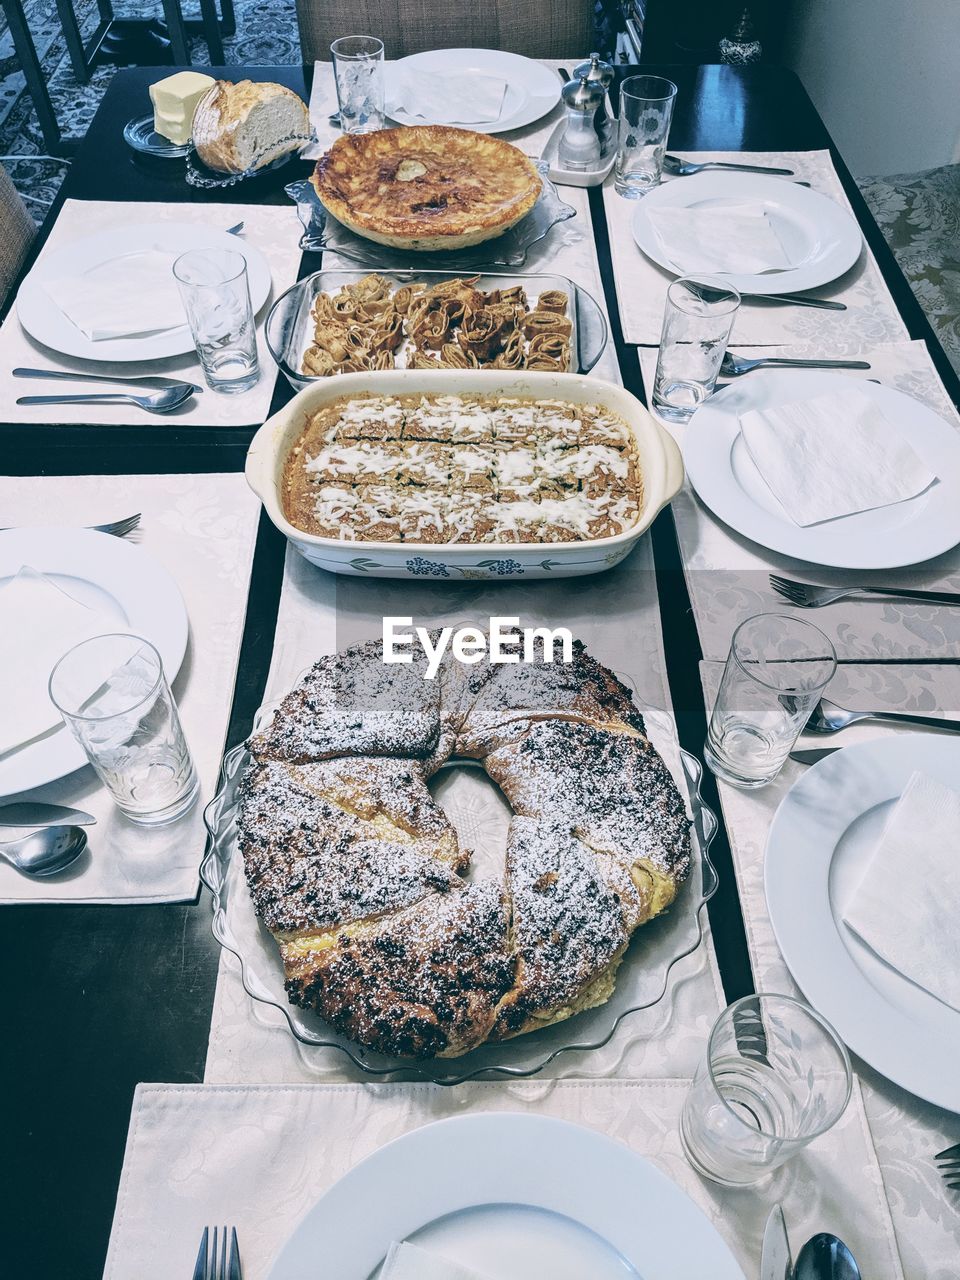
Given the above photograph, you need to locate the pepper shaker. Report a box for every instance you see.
[558,73,605,169]
[572,50,615,139]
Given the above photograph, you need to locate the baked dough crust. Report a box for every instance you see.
[311,127,542,250]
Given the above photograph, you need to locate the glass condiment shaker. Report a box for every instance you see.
[572,51,615,135]
[558,73,605,169]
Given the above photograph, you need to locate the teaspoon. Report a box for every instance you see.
[794,1233,861,1280]
[0,825,88,877]
[16,386,195,414]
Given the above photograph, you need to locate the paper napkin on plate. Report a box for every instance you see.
[646,204,793,275]
[0,566,111,755]
[842,772,960,1013]
[379,1242,491,1280]
[42,248,187,341]
[392,71,507,124]
[739,388,937,525]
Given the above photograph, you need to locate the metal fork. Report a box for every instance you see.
[192,1225,242,1280]
[770,573,960,609]
[0,513,140,537]
[935,1141,960,1192]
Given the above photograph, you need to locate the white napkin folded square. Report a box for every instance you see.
[379,1241,490,1280]
[842,772,960,1014]
[739,388,937,525]
[43,248,187,341]
[393,71,507,124]
[0,566,112,756]
[647,204,793,275]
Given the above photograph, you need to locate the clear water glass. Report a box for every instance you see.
[331,35,385,134]
[49,634,198,826]
[705,613,837,788]
[173,248,260,394]
[653,276,740,421]
[615,74,677,197]
[681,994,852,1186]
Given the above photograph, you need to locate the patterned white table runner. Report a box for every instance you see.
[602,150,909,347]
[0,473,260,902]
[701,660,960,1280]
[1,201,302,427]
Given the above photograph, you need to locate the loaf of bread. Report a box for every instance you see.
[192,80,310,174]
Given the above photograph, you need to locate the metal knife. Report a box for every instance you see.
[760,1204,793,1280]
[0,802,96,828]
[790,748,840,765]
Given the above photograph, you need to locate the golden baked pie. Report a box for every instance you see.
[311,127,542,250]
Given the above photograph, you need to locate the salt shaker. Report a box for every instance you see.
[558,73,605,169]
[572,51,614,136]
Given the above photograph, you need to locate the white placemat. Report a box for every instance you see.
[203,535,727,1083]
[700,660,960,1280]
[103,1079,903,1280]
[2,201,303,427]
[0,473,260,903]
[637,339,960,660]
[603,150,909,347]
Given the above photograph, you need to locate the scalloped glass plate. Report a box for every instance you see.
[201,689,718,1084]
[285,162,576,270]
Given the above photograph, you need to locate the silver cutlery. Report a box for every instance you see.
[13,367,202,394]
[770,573,960,609]
[17,387,194,414]
[794,1233,860,1280]
[806,696,960,736]
[0,802,95,828]
[663,154,795,177]
[760,1204,793,1280]
[0,825,87,877]
[720,353,871,377]
[193,1225,242,1280]
[225,222,245,235]
[0,512,140,537]
[790,748,839,765]
[935,1140,960,1192]
[745,293,846,311]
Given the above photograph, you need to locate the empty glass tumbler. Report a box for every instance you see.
[331,35,386,133]
[49,634,198,826]
[680,994,852,1186]
[615,75,677,197]
[705,613,837,788]
[653,276,740,421]
[173,248,260,394]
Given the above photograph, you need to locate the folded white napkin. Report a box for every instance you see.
[647,204,793,274]
[0,566,112,756]
[43,248,187,341]
[739,388,937,526]
[379,1242,490,1280]
[842,772,960,1014]
[393,71,507,124]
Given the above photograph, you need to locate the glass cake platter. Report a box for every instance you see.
[285,162,576,271]
[202,684,719,1085]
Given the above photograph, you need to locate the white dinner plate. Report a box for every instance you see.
[631,172,863,293]
[385,49,560,133]
[0,528,189,797]
[16,222,272,363]
[765,737,960,1114]
[682,371,960,569]
[267,1113,745,1280]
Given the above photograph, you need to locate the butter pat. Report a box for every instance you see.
[149,71,215,145]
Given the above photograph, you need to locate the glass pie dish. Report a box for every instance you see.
[200,695,719,1085]
[265,269,608,392]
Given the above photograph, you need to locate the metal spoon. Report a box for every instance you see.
[0,825,87,877]
[806,696,960,736]
[663,154,794,177]
[16,386,195,414]
[794,1233,861,1280]
[13,367,202,394]
[720,353,871,377]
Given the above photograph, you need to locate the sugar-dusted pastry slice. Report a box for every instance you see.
[397,442,450,488]
[447,490,498,543]
[303,441,402,487]
[333,395,405,441]
[306,484,361,539]
[397,489,455,543]
[494,446,540,502]
[578,403,634,448]
[352,485,404,542]
[448,443,496,492]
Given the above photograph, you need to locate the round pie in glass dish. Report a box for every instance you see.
[311,126,543,251]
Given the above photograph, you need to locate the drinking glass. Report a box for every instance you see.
[173,248,260,394]
[331,35,386,134]
[49,634,198,826]
[615,74,677,197]
[680,994,852,1186]
[705,613,836,788]
[653,277,740,421]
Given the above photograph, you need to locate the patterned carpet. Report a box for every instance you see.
[0,0,301,212]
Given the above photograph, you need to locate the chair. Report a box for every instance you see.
[0,164,36,309]
[296,0,594,62]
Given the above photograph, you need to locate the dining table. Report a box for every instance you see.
[3,58,960,1280]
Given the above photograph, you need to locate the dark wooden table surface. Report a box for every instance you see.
[2,62,956,1280]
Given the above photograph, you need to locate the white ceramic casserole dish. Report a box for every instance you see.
[245,369,683,579]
